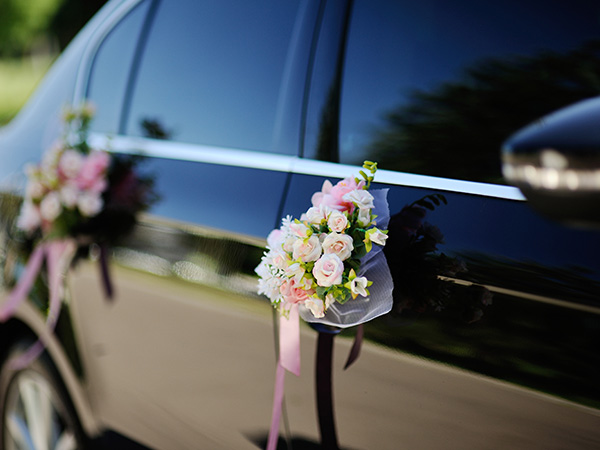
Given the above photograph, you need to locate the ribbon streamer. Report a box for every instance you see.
[98,243,114,299]
[316,331,340,450]
[343,323,364,370]
[267,304,300,450]
[0,240,76,369]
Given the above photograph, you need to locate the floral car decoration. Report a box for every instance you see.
[0,103,155,365]
[256,161,394,450]
[256,161,393,326]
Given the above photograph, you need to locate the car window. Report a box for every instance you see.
[125,0,303,154]
[86,0,151,135]
[339,0,600,184]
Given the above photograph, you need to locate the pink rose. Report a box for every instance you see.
[292,235,322,262]
[76,151,110,193]
[280,278,314,305]
[322,233,354,261]
[311,177,365,212]
[313,254,344,287]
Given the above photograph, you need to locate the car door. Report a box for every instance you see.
[67,0,322,448]
[274,1,600,449]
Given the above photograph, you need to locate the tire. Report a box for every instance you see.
[0,340,87,450]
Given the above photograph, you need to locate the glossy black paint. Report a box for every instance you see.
[282,172,600,407]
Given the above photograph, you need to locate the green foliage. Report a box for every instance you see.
[0,56,54,125]
[0,0,63,56]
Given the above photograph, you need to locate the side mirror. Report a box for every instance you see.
[502,97,600,227]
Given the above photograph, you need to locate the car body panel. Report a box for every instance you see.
[2,0,600,448]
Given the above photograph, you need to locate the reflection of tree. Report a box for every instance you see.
[368,41,600,184]
[140,118,172,140]
[384,195,492,323]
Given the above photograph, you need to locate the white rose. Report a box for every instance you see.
[25,180,45,201]
[78,192,103,217]
[304,297,325,318]
[267,229,284,249]
[289,221,310,238]
[60,184,79,208]
[322,233,354,261]
[59,149,84,179]
[327,210,348,233]
[313,254,344,287]
[285,262,305,283]
[39,192,62,222]
[292,235,322,262]
[343,189,374,211]
[304,204,330,225]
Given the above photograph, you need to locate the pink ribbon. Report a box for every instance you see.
[0,239,76,368]
[267,304,301,450]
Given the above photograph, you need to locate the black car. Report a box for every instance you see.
[1,0,600,449]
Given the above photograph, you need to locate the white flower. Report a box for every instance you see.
[271,249,291,270]
[357,208,372,227]
[285,262,305,283]
[292,235,322,262]
[304,204,330,225]
[343,189,374,211]
[327,210,348,233]
[322,233,354,261]
[304,297,325,318]
[59,149,84,179]
[25,180,45,201]
[313,254,344,287]
[16,201,41,233]
[267,228,284,249]
[77,192,103,217]
[39,192,62,222]
[60,184,79,208]
[349,276,369,298]
[289,221,311,239]
[367,227,388,246]
[325,293,336,309]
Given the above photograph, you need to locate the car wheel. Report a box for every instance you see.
[0,340,85,450]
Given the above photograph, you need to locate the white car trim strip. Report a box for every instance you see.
[89,133,526,201]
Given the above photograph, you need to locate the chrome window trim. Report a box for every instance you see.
[72,0,147,107]
[90,133,526,201]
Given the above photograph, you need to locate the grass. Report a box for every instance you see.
[0,55,55,126]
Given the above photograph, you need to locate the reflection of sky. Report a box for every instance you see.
[341,0,600,160]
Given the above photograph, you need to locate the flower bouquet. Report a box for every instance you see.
[256,161,393,450]
[256,161,393,327]
[0,103,156,365]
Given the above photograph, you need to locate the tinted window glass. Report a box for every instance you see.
[126,0,302,154]
[87,0,150,134]
[339,0,600,183]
